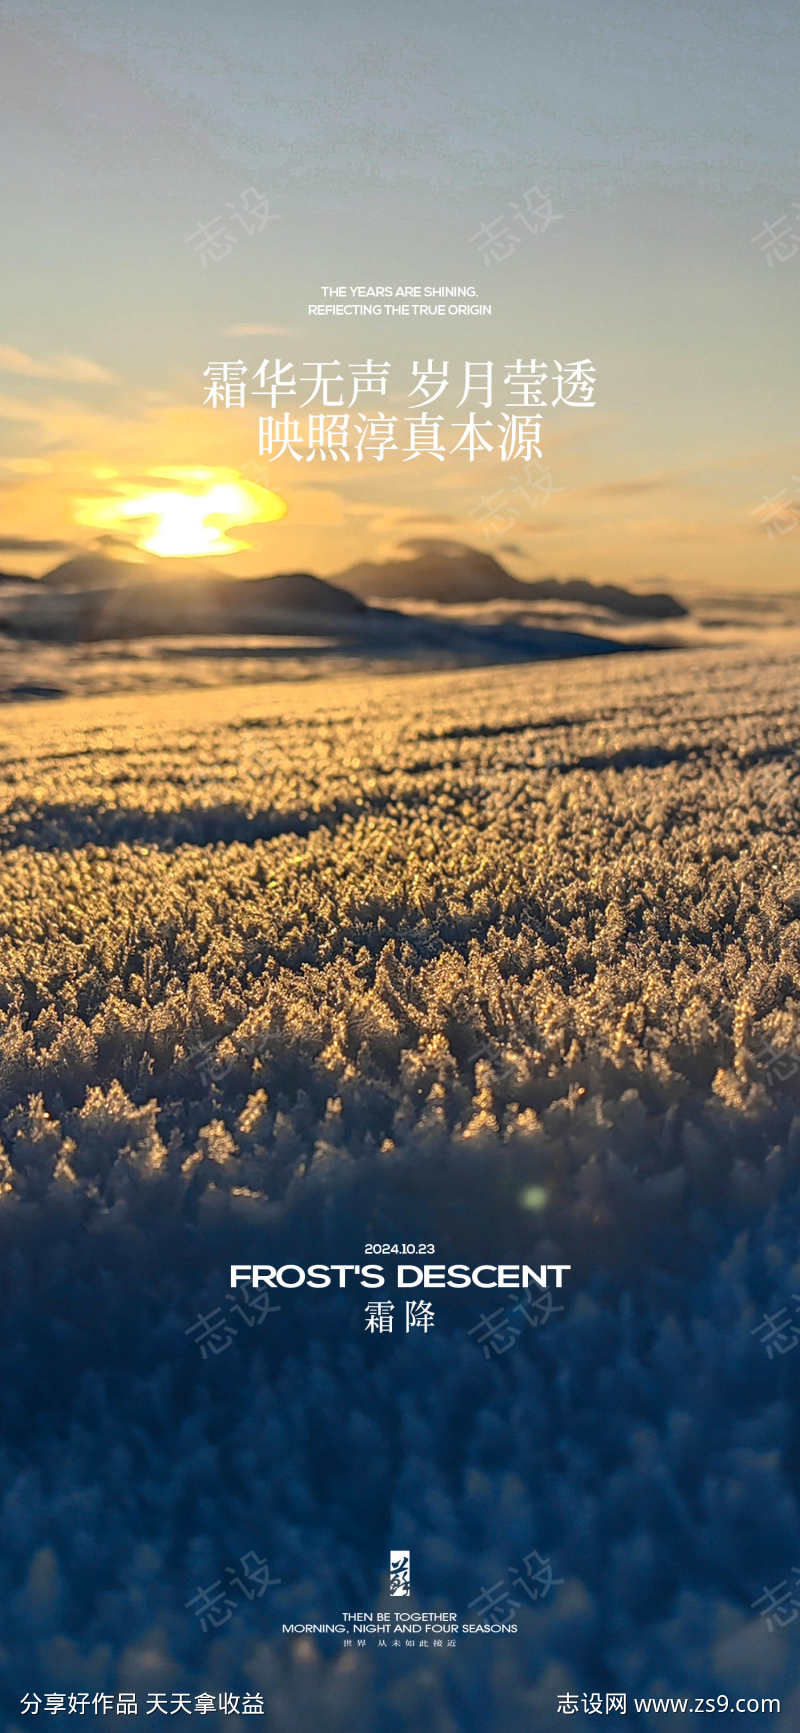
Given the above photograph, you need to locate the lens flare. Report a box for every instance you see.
[75,468,287,557]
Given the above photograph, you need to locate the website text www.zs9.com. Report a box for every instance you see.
[556,1693,781,1717]
[636,1698,780,1715]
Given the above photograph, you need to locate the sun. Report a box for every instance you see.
[75,467,287,558]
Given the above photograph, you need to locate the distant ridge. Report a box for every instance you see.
[338,538,687,619]
[37,543,686,622]
[38,554,366,617]
[339,541,528,605]
[236,572,366,617]
[40,552,148,589]
[10,565,368,640]
[523,575,687,620]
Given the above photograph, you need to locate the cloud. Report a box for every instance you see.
[516,518,567,533]
[577,474,673,498]
[0,458,54,476]
[0,347,116,385]
[0,535,72,553]
[225,324,295,338]
[397,512,457,525]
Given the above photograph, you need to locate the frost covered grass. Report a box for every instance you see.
[1,641,800,1728]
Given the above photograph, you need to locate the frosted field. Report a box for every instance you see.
[2,640,800,1729]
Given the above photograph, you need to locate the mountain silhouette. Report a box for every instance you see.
[40,552,151,589]
[339,540,529,604]
[338,538,687,619]
[14,565,367,640]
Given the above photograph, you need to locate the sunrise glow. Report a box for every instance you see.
[74,468,287,557]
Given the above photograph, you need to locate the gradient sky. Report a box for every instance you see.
[1,0,798,591]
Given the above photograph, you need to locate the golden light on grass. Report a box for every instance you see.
[75,466,287,557]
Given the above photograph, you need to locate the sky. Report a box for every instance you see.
[0,0,798,592]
